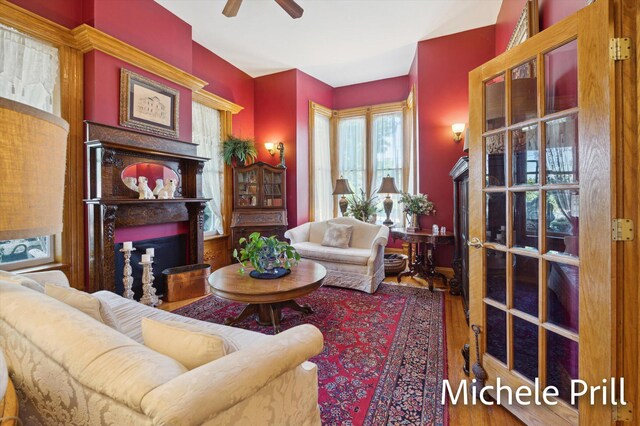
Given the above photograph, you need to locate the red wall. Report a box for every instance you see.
[333,76,410,110]
[254,70,299,225]
[417,25,495,266]
[8,0,84,28]
[495,0,585,55]
[192,42,255,138]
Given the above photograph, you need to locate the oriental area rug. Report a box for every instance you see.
[174,283,448,426]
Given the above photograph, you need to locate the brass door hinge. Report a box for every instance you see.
[613,403,634,422]
[610,38,631,61]
[612,219,634,241]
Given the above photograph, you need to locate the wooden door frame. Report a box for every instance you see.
[468,1,629,424]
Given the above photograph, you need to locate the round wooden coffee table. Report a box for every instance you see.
[208,259,326,333]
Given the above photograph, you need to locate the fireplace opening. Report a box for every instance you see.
[114,234,188,300]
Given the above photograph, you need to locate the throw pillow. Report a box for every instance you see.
[141,318,227,370]
[44,284,122,331]
[0,270,44,292]
[321,222,353,249]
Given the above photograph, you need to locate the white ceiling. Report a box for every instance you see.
[156,0,502,88]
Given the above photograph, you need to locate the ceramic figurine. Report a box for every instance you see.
[137,176,154,199]
[157,179,177,199]
[124,176,138,192]
[152,178,164,196]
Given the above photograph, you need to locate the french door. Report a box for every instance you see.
[468,1,620,424]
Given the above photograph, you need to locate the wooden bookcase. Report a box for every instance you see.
[231,162,288,253]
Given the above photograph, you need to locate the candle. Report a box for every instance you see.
[146,248,155,257]
[123,241,133,250]
[141,254,151,263]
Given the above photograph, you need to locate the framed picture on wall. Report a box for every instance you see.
[507,0,540,50]
[119,68,180,139]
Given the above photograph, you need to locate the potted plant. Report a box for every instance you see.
[233,232,301,277]
[399,192,436,231]
[346,189,380,223]
[221,136,258,167]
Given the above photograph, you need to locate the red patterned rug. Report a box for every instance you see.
[174,283,448,425]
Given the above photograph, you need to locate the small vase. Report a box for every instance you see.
[407,213,420,232]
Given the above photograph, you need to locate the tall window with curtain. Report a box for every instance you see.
[193,102,224,235]
[0,24,59,270]
[338,116,367,196]
[371,111,403,224]
[311,107,334,221]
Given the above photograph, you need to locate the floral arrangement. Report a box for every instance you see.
[346,189,380,223]
[399,192,436,216]
[233,232,300,274]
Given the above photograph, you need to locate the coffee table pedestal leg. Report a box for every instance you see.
[226,300,315,334]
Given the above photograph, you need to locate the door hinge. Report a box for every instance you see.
[610,37,631,61]
[612,219,634,241]
[613,403,634,422]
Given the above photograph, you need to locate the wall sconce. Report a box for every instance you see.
[265,142,276,156]
[452,123,466,142]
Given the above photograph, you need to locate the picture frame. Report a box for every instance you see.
[506,0,540,50]
[119,68,180,139]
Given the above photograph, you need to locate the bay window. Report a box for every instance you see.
[309,96,416,224]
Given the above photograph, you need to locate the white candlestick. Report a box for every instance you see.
[123,241,133,250]
[141,254,151,263]
[146,248,155,257]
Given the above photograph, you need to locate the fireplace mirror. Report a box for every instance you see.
[121,162,180,193]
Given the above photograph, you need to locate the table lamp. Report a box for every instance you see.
[332,177,354,216]
[0,97,69,243]
[377,175,400,226]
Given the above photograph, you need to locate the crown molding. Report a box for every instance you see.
[72,24,207,91]
[193,89,243,114]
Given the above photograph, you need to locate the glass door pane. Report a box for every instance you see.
[511,60,538,124]
[545,40,578,114]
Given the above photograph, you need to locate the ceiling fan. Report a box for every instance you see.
[222,0,304,19]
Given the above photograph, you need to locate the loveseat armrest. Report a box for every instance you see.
[284,222,311,244]
[367,226,390,268]
[141,324,324,425]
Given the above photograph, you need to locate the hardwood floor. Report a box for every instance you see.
[161,275,522,425]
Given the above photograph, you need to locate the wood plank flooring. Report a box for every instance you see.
[161,275,522,425]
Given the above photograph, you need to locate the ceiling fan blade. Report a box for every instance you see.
[274,0,303,19]
[222,0,243,17]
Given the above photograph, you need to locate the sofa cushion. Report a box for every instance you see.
[0,270,44,292]
[45,284,121,331]
[142,318,226,370]
[293,242,371,266]
[321,222,353,249]
[93,290,270,353]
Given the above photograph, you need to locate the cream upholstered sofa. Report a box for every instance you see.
[284,217,389,294]
[0,271,323,426]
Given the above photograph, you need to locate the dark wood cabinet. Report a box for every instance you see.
[231,162,287,252]
[450,156,470,375]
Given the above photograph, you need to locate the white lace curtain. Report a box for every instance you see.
[338,116,367,196]
[0,24,59,114]
[193,102,223,235]
[313,112,334,221]
[371,112,403,224]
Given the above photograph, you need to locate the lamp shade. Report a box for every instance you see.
[0,97,69,240]
[332,177,354,195]
[377,175,400,194]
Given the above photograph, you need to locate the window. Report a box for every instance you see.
[310,106,333,221]
[371,111,403,224]
[0,24,60,270]
[193,102,223,235]
[337,116,367,197]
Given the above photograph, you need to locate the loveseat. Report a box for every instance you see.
[0,271,323,425]
[284,217,389,293]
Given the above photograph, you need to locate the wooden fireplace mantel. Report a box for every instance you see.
[84,122,210,293]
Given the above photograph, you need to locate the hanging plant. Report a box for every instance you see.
[221,136,258,166]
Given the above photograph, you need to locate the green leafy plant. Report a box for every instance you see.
[233,232,301,274]
[221,136,258,166]
[346,189,380,222]
[399,192,436,216]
